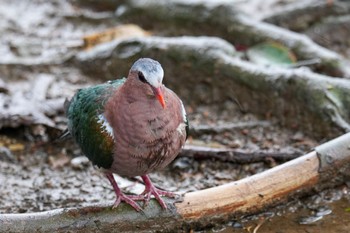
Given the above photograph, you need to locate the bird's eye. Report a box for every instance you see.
[138,72,147,83]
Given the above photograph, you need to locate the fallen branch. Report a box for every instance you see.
[1,132,350,232]
[189,121,271,136]
[180,145,301,163]
[0,74,63,129]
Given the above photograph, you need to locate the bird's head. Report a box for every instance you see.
[129,58,166,108]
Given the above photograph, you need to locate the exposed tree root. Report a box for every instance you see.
[180,145,301,164]
[75,36,350,138]
[117,0,350,78]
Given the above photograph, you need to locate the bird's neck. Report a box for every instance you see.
[104,79,165,133]
[121,79,154,104]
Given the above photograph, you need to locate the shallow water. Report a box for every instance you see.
[203,186,350,233]
[217,196,350,233]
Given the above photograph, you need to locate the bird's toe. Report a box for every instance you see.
[113,194,143,211]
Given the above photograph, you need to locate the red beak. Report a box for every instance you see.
[153,87,166,109]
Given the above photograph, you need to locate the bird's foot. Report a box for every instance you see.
[132,175,177,209]
[112,192,143,211]
[143,186,175,209]
[105,172,143,211]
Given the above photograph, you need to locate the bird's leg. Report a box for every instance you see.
[105,172,142,211]
[138,175,176,209]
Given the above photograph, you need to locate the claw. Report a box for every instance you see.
[111,192,143,211]
[139,175,176,209]
[105,173,176,211]
[105,173,142,211]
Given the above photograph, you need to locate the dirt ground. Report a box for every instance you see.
[0,105,317,214]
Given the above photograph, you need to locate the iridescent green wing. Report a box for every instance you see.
[66,79,125,169]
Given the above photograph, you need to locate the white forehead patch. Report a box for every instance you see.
[131,58,164,88]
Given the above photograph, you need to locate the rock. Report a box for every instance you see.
[0,146,15,162]
[70,156,90,170]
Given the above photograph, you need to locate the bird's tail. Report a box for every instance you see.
[54,129,71,142]
[53,97,72,142]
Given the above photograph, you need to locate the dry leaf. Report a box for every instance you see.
[83,24,151,49]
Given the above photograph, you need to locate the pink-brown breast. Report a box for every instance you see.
[105,84,187,177]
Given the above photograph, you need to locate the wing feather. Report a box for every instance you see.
[67,79,125,169]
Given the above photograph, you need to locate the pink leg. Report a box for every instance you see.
[138,175,176,209]
[105,172,142,211]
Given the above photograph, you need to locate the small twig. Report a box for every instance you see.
[288,58,321,68]
[190,121,271,136]
[180,145,302,163]
[253,218,266,233]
